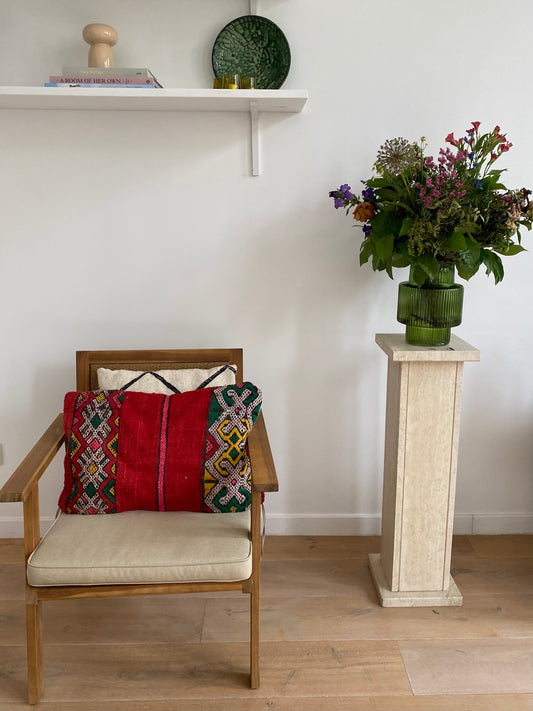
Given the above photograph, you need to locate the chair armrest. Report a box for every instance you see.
[248,411,279,493]
[0,414,65,503]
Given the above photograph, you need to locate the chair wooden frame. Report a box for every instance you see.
[0,348,278,704]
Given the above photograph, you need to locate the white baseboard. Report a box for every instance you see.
[0,516,57,538]
[265,513,533,536]
[470,513,533,535]
[0,512,531,538]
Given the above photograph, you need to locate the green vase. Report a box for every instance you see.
[397,264,464,347]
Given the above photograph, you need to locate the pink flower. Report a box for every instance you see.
[445,132,461,147]
[471,121,481,131]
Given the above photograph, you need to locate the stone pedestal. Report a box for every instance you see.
[369,334,480,607]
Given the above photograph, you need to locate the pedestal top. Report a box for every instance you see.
[376,333,480,362]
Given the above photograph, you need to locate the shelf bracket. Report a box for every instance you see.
[249,0,258,14]
[250,100,260,176]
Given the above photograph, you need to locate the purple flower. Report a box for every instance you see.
[329,183,354,209]
[361,186,375,201]
[362,224,371,236]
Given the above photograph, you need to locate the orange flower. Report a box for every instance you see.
[353,202,375,222]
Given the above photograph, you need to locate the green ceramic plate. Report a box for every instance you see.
[212,15,291,90]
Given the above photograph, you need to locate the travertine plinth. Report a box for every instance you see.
[370,334,480,607]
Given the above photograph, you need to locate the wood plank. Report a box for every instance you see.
[263,535,381,560]
[260,558,379,599]
[202,592,533,643]
[0,640,412,702]
[0,538,24,564]
[0,597,206,646]
[399,638,533,694]
[0,563,26,600]
[1,694,532,711]
[467,535,533,558]
[451,555,533,595]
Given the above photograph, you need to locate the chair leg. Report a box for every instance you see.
[249,490,262,688]
[26,600,43,705]
[250,583,260,688]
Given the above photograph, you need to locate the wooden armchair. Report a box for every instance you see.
[0,348,278,704]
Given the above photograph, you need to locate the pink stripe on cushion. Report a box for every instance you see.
[156,396,171,510]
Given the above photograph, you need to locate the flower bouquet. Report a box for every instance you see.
[329,122,532,345]
[329,122,531,286]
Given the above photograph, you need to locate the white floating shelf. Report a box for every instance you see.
[0,86,308,176]
[0,86,307,113]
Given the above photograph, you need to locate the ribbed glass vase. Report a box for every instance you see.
[397,264,464,347]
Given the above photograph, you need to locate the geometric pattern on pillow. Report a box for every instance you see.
[59,383,261,515]
[60,390,124,514]
[204,384,261,513]
[97,365,237,394]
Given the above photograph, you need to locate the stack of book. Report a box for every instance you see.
[45,67,162,89]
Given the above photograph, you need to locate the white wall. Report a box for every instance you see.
[1,0,532,536]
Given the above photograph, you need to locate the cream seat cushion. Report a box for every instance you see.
[27,510,251,587]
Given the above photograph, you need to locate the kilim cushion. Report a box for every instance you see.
[58,383,262,515]
[97,365,237,394]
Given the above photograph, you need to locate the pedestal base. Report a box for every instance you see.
[369,554,463,607]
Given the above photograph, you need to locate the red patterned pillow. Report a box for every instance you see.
[59,383,262,514]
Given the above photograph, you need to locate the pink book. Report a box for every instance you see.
[49,75,158,86]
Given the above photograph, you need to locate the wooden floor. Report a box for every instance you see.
[0,534,531,710]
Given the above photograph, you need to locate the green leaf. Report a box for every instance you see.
[481,249,505,284]
[372,251,383,271]
[377,188,400,201]
[391,252,412,268]
[359,240,374,266]
[368,212,390,238]
[399,217,414,237]
[456,260,478,281]
[493,244,526,256]
[411,265,428,286]
[370,211,403,238]
[418,253,439,280]
[464,234,481,262]
[375,234,394,262]
[396,241,411,257]
[366,177,390,188]
[442,230,467,252]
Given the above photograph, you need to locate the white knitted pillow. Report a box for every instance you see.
[97,364,237,394]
